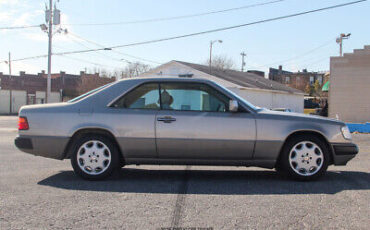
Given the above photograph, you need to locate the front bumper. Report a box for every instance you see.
[331,143,359,165]
[14,135,69,160]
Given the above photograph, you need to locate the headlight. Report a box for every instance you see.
[341,126,352,140]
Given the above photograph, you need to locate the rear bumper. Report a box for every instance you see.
[14,135,69,160]
[331,143,359,165]
[15,137,33,149]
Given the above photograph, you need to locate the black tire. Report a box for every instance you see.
[71,134,119,180]
[279,135,330,181]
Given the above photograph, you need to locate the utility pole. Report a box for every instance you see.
[336,33,351,56]
[46,0,53,103]
[209,40,222,73]
[240,52,246,72]
[42,0,63,103]
[209,42,212,73]
[8,52,12,114]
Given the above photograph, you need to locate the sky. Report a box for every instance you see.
[0,0,369,76]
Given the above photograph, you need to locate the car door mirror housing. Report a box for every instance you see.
[229,100,238,112]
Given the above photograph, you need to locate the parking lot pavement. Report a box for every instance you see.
[0,116,369,229]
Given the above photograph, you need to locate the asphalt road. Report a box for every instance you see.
[1,116,369,229]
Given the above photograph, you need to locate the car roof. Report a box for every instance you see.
[118,76,213,84]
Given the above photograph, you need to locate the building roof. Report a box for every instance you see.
[176,61,303,94]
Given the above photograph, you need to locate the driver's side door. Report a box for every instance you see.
[155,82,256,160]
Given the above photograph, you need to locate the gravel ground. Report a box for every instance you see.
[0,116,369,229]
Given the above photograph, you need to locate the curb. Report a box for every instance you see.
[346,122,370,133]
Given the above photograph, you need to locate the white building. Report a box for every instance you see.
[139,61,304,112]
[0,90,60,114]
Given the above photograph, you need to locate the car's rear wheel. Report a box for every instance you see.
[71,135,119,180]
[279,135,329,181]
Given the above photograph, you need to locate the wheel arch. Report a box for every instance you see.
[275,130,334,168]
[63,128,124,165]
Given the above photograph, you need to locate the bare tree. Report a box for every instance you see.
[205,55,235,70]
[87,67,112,78]
[88,62,151,80]
[115,62,151,79]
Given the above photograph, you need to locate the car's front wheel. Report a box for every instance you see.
[71,135,119,180]
[279,135,330,181]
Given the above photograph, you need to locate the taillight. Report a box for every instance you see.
[18,117,29,130]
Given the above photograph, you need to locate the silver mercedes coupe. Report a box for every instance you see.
[15,77,358,180]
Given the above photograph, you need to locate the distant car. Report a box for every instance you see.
[15,77,358,181]
[271,108,292,112]
[304,98,320,114]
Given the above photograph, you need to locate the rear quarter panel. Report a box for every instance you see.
[18,103,78,159]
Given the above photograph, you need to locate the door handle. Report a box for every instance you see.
[157,116,176,123]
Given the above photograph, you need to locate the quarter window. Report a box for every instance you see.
[112,83,160,109]
[159,83,229,112]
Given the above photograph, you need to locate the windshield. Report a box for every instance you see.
[68,83,113,103]
[213,82,258,111]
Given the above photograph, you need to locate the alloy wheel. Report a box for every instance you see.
[288,141,324,176]
[76,140,111,175]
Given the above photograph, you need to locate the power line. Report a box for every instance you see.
[53,45,124,68]
[66,33,130,63]
[254,37,335,69]
[53,0,368,55]
[67,31,162,64]
[66,0,285,26]
[1,0,366,64]
[67,32,106,48]
[57,55,121,69]
[0,0,284,30]
[0,24,41,30]
[297,46,338,70]
[0,54,48,63]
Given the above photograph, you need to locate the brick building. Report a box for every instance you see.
[0,71,115,114]
[268,65,328,94]
[0,71,115,104]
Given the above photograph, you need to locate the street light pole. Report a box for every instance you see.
[209,42,213,72]
[240,52,246,72]
[46,0,53,103]
[8,52,12,114]
[336,33,351,56]
[209,40,222,73]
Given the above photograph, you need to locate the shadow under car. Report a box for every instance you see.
[37,168,370,195]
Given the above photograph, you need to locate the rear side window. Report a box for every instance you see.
[68,83,113,103]
[112,83,160,109]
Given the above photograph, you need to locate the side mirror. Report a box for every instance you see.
[229,100,238,112]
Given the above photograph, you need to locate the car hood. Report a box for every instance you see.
[256,108,345,125]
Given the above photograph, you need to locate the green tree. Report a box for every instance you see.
[314,80,321,94]
[305,84,312,95]
[312,80,322,97]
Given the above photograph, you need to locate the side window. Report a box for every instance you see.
[112,83,160,109]
[159,83,229,112]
